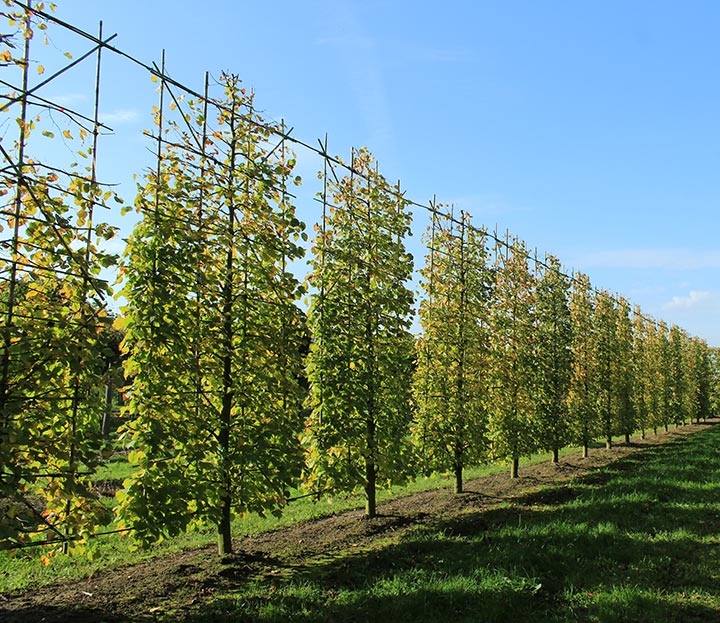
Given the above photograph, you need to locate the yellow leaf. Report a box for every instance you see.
[37,64,45,75]
[40,555,51,566]
[0,50,11,63]
[64,51,73,59]
[62,129,72,140]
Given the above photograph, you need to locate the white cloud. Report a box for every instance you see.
[99,108,140,125]
[579,248,720,270]
[662,290,712,310]
[52,93,89,107]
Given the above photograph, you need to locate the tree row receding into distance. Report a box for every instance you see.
[1,4,719,557]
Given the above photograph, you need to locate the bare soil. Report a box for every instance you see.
[1,422,713,622]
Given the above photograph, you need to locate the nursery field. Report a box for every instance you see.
[3,420,720,623]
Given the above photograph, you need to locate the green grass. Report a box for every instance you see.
[184,424,720,623]
[91,452,135,482]
[3,425,716,623]
[0,444,582,592]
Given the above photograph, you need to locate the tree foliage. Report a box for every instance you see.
[568,273,597,456]
[0,3,119,551]
[612,297,635,444]
[534,256,573,463]
[412,210,492,493]
[304,148,415,517]
[591,291,617,449]
[117,76,307,555]
[487,239,537,478]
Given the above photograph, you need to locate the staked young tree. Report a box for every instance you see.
[612,297,635,444]
[690,338,714,423]
[412,210,493,493]
[643,320,665,435]
[303,148,415,517]
[709,348,720,417]
[0,3,119,550]
[681,333,699,425]
[631,307,652,438]
[668,325,688,426]
[0,173,117,550]
[117,76,307,556]
[592,291,617,449]
[534,255,573,463]
[568,273,598,457]
[654,321,674,432]
[487,238,538,479]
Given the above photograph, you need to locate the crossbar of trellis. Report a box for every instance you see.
[0,0,682,551]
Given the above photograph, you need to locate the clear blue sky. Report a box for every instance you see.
[30,1,720,345]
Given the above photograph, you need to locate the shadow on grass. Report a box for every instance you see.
[0,606,128,623]
[189,425,720,623]
[6,426,720,623]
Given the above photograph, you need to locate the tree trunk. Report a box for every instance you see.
[510,456,519,479]
[365,456,376,517]
[101,379,113,437]
[583,443,589,458]
[217,137,237,557]
[217,387,233,556]
[624,432,630,444]
[217,493,232,556]
[605,436,612,450]
[364,392,377,517]
[454,462,463,494]
[552,447,559,463]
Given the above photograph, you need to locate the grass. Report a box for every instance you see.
[4,425,720,623]
[184,424,720,623]
[0,443,588,592]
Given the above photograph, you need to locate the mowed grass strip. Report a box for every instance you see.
[190,425,720,623]
[0,446,583,592]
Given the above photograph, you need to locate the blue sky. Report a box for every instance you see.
[24,1,720,345]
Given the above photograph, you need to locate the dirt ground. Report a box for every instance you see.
[1,422,714,622]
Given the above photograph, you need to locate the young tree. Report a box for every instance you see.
[412,210,492,493]
[592,291,617,449]
[304,148,415,517]
[612,297,635,444]
[568,273,597,457]
[652,321,673,432]
[118,76,307,555]
[487,238,537,478]
[0,3,119,550]
[631,307,651,438]
[691,338,714,423]
[710,348,720,418]
[534,255,573,463]
[668,325,687,426]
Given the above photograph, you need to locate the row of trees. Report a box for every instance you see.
[413,213,716,493]
[115,75,717,553]
[1,5,718,555]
